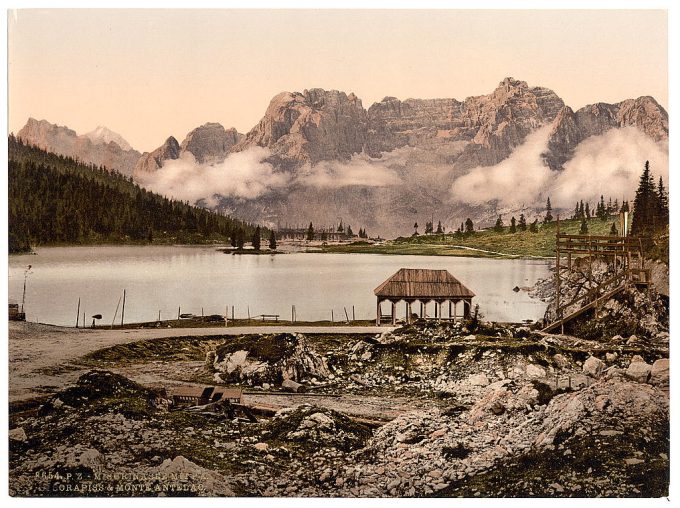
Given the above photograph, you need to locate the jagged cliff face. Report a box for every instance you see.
[544,96,668,170]
[16,118,140,176]
[366,78,566,169]
[133,137,181,176]
[16,78,668,237]
[180,122,244,164]
[234,89,369,166]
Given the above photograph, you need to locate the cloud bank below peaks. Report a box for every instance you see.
[450,126,668,209]
[137,147,403,206]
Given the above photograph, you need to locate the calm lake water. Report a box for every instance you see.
[9,246,551,326]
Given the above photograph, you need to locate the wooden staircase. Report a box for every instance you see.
[541,222,650,334]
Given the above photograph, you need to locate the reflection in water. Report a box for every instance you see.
[9,246,551,326]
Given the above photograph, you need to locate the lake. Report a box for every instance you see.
[8,246,551,326]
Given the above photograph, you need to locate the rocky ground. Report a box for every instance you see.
[9,318,669,497]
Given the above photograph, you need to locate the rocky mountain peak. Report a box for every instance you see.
[235,87,369,165]
[17,118,140,176]
[84,126,133,151]
[544,96,668,170]
[180,122,243,164]
[133,136,181,177]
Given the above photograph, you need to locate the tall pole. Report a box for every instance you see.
[75,298,81,328]
[21,265,31,314]
[120,289,126,326]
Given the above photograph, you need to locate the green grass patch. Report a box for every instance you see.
[321,218,616,258]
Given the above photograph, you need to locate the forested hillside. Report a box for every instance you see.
[8,136,259,253]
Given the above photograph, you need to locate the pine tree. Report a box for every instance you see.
[609,222,618,236]
[631,161,660,236]
[657,175,669,226]
[413,222,419,236]
[574,202,580,219]
[585,202,591,219]
[529,219,538,233]
[580,218,588,234]
[544,197,553,223]
[306,222,315,241]
[269,230,277,250]
[518,214,527,231]
[510,216,517,233]
[494,215,504,232]
[579,200,585,220]
[251,226,261,250]
[465,218,474,233]
[347,225,354,236]
[436,220,443,234]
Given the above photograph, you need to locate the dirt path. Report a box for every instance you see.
[8,322,393,403]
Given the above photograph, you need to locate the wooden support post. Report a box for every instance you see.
[352,305,355,322]
[376,299,381,326]
[178,306,181,319]
[391,301,396,326]
[449,301,452,319]
[344,307,350,324]
[453,301,457,321]
[232,306,235,321]
[225,305,228,327]
[556,219,561,324]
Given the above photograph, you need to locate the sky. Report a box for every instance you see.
[8,9,668,153]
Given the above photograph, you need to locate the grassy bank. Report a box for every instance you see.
[320,218,617,258]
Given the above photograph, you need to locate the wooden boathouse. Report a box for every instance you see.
[374,268,475,325]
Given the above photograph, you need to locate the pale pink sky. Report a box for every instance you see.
[8,9,668,152]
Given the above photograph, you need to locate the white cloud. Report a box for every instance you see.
[450,126,554,206]
[137,147,290,205]
[450,125,668,209]
[295,152,402,188]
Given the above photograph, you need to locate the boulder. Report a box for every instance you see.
[525,364,546,379]
[467,373,490,387]
[649,358,669,386]
[625,361,652,383]
[552,354,570,369]
[583,356,605,378]
[282,379,306,393]
[605,352,618,364]
[9,427,27,442]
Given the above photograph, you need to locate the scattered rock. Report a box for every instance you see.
[9,427,27,442]
[552,354,570,369]
[282,379,305,393]
[625,361,652,384]
[649,358,669,387]
[583,356,605,378]
[525,364,546,379]
[467,373,490,386]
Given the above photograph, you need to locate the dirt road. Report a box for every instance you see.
[8,321,392,402]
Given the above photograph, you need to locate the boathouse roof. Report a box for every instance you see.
[374,268,475,300]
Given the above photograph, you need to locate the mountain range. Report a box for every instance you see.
[16,78,668,237]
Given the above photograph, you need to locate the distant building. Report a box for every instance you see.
[277,227,352,242]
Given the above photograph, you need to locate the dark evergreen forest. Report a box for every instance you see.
[8,136,260,253]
